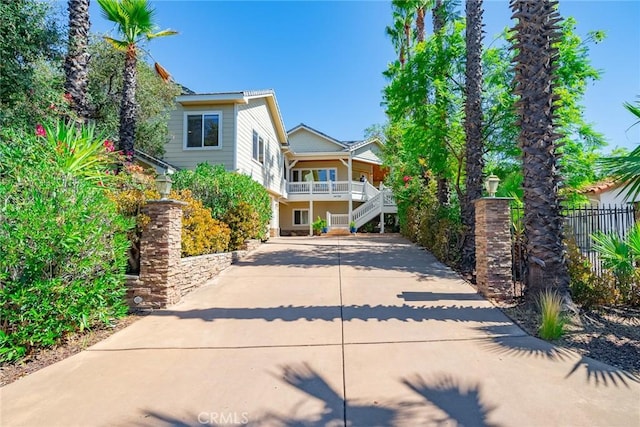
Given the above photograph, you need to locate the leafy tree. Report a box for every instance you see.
[96,0,177,161]
[0,0,62,124]
[510,0,570,300]
[64,0,91,121]
[87,39,180,157]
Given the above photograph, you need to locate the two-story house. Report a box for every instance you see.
[160,89,396,236]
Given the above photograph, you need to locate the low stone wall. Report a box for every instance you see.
[125,198,264,310]
[176,252,233,296]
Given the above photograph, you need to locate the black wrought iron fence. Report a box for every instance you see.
[510,203,637,295]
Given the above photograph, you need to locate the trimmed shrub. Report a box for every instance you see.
[177,189,231,256]
[0,129,132,362]
[109,170,231,260]
[172,163,271,242]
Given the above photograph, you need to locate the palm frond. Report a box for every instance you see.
[147,29,178,40]
[103,36,129,51]
[154,62,171,82]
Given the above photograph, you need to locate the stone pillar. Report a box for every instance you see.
[474,197,513,300]
[135,200,186,309]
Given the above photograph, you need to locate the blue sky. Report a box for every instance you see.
[87,0,640,151]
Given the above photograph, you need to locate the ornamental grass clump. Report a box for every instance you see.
[537,289,566,340]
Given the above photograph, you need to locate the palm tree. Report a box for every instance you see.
[64,0,91,122]
[432,0,451,206]
[510,0,570,300]
[96,0,176,161]
[599,99,640,201]
[386,2,414,67]
[460,0,485,275]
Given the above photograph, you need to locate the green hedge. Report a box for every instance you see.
[0,127,132,362]
[172,163,271,249]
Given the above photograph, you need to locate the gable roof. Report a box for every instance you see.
[287,123,347,149]
[176,89,288,144]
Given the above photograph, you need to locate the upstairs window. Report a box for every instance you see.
[185,112,222,149]
[252,130,265,164]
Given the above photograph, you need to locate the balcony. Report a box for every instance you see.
[286,180,374,202]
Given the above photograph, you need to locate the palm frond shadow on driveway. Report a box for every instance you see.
[477,324,640,388]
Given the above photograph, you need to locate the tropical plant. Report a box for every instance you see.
[599,99,640,201]
[537,289,566,340]
[312,217,327,235]
[510,0,570,300]
[64,0,91,122]
[591,223,640,305]
[460,0,485,274]
[96,0,177,161]
[38,119,120,183]
[87,39,181,157]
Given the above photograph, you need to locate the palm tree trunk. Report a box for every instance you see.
[511,0,570,301]
[416,6,425,43]
[64,0,90,122]
[460,0,485,275]
[119,45,137,162]
[432,0,450,207]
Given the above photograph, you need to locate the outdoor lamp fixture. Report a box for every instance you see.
[485,174,500,197]
[156,172,172,200]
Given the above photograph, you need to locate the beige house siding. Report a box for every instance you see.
[353,145,382,164]
[279,201,348,234]
[289,128,344,153]
[165,103,236,170]
[236,98,285,196]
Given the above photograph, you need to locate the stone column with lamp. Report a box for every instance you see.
[474,175,514,300]
[130,172,187,309]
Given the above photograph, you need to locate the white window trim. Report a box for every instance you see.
[290,168,338,182]
[293,209,310,226]
[252,130,266,166]
[183,110,223,150]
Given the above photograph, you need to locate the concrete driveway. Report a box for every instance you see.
[1,235,638,426]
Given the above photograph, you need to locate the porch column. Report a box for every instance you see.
[348,155,353,223]
[309,200,314,235]
[380,212,385,233]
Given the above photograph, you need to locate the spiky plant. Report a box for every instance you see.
[538,289,565,340]
[510,0,570,300]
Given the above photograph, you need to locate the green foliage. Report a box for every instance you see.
[591,224,640,305]
[108,167,231,263]
[0,0,63,114]
[39,119,121,182]
[537,290,566,340]
[177,189,231,256]
[172,163,271,241]
[87,39,181,157]
[222,202,263,250]
[598,99,640,202]
[395,178,463,267]
[97,0,177,48]
[565,238,616,309]
[312,216,327,235]
[0,129,132,362]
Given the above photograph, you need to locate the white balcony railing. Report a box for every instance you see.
[287,180,366,197]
